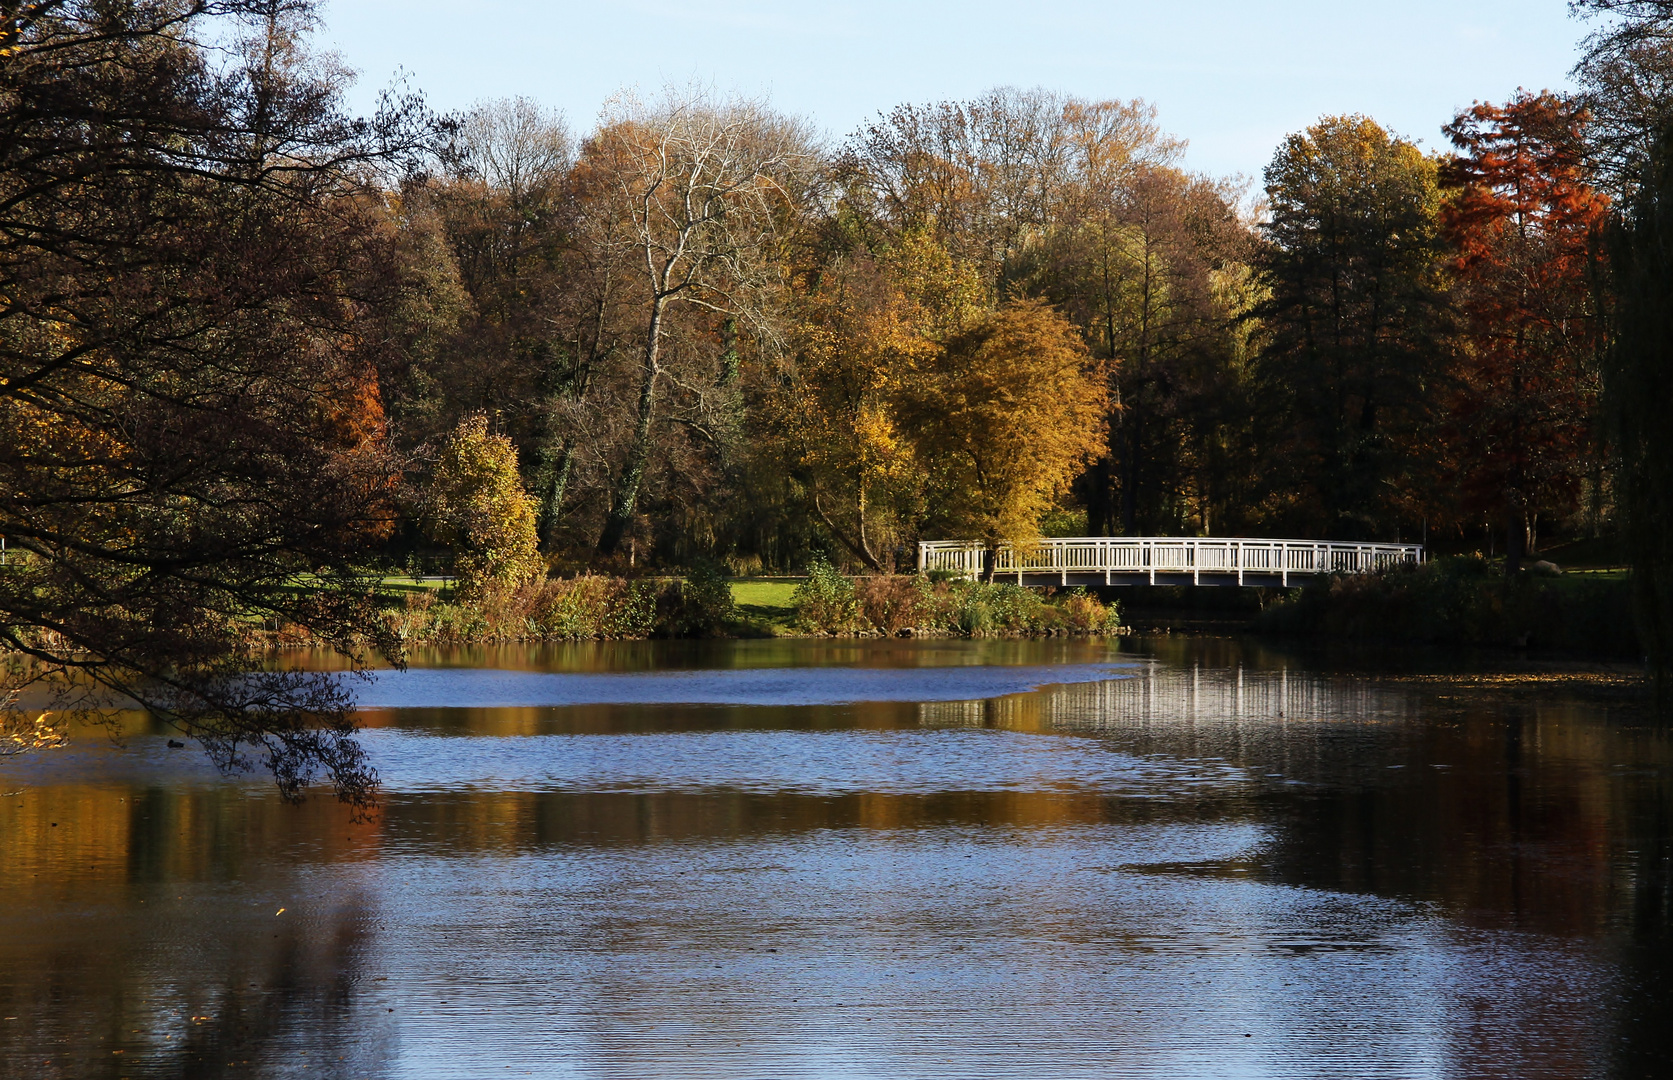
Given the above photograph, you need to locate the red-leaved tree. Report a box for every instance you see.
[1441,91,1613,570]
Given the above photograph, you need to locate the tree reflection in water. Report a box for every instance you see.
[1,637,1668,1078]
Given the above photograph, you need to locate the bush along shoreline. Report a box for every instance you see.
[381,564,739,645]
[1255,556,1640,657]
[788,559,1121,638]
[364,560,1121,645]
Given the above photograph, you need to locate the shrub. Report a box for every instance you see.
[793,557,858,634]
[855,575,930,635]
[391,573,664,644]
[423,414,542,602]
[1061,588,1122,633]
[521,574,659,639]
[663,562,737,637]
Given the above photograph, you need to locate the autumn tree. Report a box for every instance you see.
[1573,1,1673,182]
[1253,116,1452,539]
[840,89,1256,542]
[389,96,587,549]
[769,231,989,570]
[772,259,931,570]
[0,0,433,802]
[900,299,1108,555]
[423,414,543,600]
[1030,162,1256,536]
[1441,92,1611,572]
[842,89,1177,290]
[573,89,814,559]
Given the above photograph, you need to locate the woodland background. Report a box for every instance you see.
[9,0,1673,795]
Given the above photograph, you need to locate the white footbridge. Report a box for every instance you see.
[918,537,1424,587]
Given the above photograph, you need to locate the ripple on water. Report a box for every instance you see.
[366,726,1252,796]
[348,662,1138,708]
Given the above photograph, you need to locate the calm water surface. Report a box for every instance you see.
[1,637,1669,1079]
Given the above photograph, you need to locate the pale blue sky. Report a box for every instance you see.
[320,0,1598,180]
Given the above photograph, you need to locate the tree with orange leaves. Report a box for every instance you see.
[1441,91,1612,572]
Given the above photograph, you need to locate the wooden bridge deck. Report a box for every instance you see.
[918,537,1424,587]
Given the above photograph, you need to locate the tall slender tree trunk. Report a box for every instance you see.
[538,441,574,550]
[597,298,666,556]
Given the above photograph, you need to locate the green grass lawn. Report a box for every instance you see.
[731,578,802,635]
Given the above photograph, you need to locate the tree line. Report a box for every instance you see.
[9,0,1673,798]
[392,83,1610,576]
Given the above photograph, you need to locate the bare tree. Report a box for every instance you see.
[1573,1,1673,185]
[576,87,815,557]
[458,96,573,201]
[843,88,1180,286]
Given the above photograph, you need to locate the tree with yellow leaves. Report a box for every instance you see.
[901,299,1109,556]
[424,415,543,601]
[776,233,989,570]
[782,232,1104,568]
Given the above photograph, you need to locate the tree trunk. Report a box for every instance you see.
[538,441,573,550]
[810,489,882,572]
[1120,415,1141,535]
[597,298,665,557]
[1505,507,1526,576]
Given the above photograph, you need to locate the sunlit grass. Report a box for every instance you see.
[731,578,803,635]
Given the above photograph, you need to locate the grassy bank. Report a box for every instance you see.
[1255,557,1640,657]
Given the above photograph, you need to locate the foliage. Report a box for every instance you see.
[577,89,816,557]
[903,300,1109,547]
[1440,93,1612,570]
[424,414,543,601]
[0,0,434,805]
[855,575,932,636]
[791,562,1120,637]
[388,575,664,642]
[1254,116,1451,539]
[666,562,739,636]
[839,90,1257,541]
[772,248,940,571]
[1573,1,1673,183]
[0,682,67,758]
[1605,123,1673,699]
[791,557,860,634]
[1060,589,1124,633]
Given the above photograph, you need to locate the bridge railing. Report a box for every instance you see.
[918,537,1424,585]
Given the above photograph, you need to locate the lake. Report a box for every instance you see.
[1,636,1667,1079]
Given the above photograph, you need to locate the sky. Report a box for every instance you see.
[318,0,1599,181]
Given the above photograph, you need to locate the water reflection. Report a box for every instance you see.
[1,637,1669,1078]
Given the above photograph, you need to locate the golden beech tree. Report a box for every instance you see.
[424,415,544,601]
[777,259,937,571]
[782,232,1104,566]
[902,299,1109,552]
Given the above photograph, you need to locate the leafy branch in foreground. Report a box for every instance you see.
[0,0,441,803]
